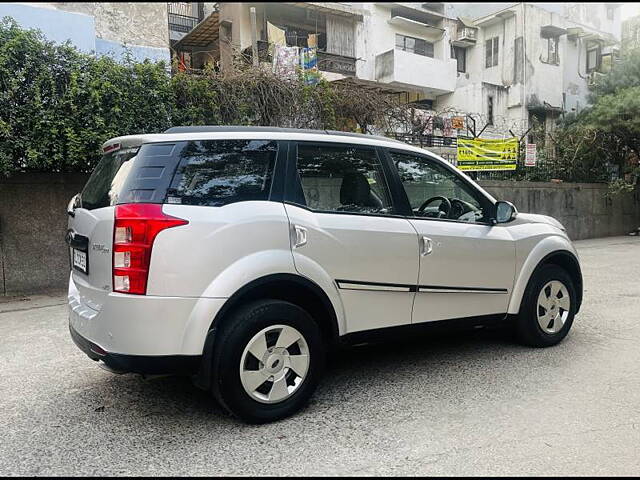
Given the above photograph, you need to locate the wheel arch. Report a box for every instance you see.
[193,273,340,390]
[510,248,583,315]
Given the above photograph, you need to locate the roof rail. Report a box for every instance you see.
[162,125,402,143]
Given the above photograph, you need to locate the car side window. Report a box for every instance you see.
[294,143,395,215]
[390,151,489,223]
[166,140,277,206]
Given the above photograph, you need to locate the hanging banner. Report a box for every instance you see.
[456,137,519,171]
[525,143,537,167]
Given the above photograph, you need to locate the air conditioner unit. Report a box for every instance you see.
[457,27,477,43]
[588,71,605,86]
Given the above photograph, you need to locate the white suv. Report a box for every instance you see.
[67,127,583,423]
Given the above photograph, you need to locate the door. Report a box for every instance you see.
[67,146,140,310]
[284,142,418,334]
[387,149,516,323]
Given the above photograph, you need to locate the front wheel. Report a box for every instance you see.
[515,264,577,347]
[210,300,325,423]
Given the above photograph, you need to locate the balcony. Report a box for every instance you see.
[374,48,456,95]
[168,2,204,34]
[243,41,356,78]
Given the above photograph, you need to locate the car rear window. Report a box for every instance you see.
[165,140,277,206]
[80,148,139,210]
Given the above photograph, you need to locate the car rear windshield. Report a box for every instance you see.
[80,148,139,210]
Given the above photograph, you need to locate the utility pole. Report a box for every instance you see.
[250,7,259,67]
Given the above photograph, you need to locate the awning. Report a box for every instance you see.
[528,101,563,114]
[457,16,476,28]
[331,77,415,96]
[582,31,618,47]
[540,24,568,38]
[173,11,220,50]
[388,15,445,36]
[567,27,618,47]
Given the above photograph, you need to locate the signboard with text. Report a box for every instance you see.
[525,143,537,167]
[456,137,519,171]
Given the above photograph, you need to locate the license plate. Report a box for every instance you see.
[72,248,88,274]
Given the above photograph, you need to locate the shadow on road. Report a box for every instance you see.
[74,324,527,426]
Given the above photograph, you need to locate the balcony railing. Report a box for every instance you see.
[168,2,204,34]
[317,51,356,76]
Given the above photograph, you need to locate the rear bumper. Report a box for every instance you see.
[68,272,226,356]
[69,323,201,375]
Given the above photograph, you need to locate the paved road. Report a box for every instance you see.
[1,236,639,476]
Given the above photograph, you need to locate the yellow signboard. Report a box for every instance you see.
[457,137,519,171]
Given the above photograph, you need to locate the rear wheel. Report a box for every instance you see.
[515,264,576,347]
[210,300,325,423]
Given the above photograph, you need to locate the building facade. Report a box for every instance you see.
[0,2,171,63]
[622,14,640,52]
[174,2,620,147]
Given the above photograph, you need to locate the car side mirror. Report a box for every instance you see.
[67,193,80,217]
[492,200,518,224]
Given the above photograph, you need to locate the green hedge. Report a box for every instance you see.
[0,17,176,175]
[0,18,355,176]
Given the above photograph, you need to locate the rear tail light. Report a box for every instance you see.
[113,204,188,295]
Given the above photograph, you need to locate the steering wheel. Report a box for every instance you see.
[418,196,452,218]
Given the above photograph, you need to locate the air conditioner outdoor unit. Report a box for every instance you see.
[588,71,605,86]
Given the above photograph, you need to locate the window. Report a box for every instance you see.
[81,148,139,210]
[451,45,466,73]
[606,5,614,20]
[487,96,494,125]
[546,36,559,64]
[586,42,602,72]
[167,140,277,206]
[294,143,394,215]
[391,151,488,223]
[485,36,499,68]
[396,34,434,57]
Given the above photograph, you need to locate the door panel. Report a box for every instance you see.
[285,204,418,333]
[410,219,515,322]
[385,148,516,324]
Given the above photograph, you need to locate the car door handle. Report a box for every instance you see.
[292,225,307,248]
[421,236,433,256]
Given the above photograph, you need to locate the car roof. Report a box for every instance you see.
[101,126,425,155]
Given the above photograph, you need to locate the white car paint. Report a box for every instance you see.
[67,129,581,362]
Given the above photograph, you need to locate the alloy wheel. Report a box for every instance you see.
[537,280,571,334]
[239,325,310,404]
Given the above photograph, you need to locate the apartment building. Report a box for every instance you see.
[175,2,620,144]
[622,13,640,52]
[438,2,621,141]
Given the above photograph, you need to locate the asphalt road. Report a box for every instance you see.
[1,236,639,476]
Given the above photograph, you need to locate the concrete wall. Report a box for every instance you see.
[0,174,88,296]
[52,2,169,50]
[0,175,637,295]
[0,2,170,63]
[480,180,640,240]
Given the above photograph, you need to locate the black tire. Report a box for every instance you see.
[515,264,577,347]
[210,300,325,424]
